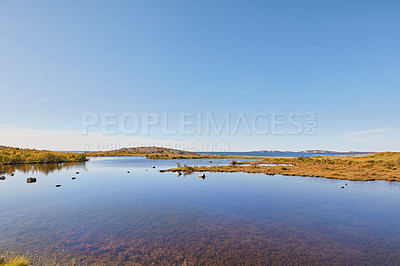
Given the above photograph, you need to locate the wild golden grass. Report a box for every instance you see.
[0,256,30,266]
[0,247,82,266]
[0,146,87,165]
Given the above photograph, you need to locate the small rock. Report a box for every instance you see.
[198,174,206,179]
[127,171,130,174]
[11,173,14,176]
[340,186,344,189]
[72,177,76,180]
[27,177,37,183]
[152,166,156,168]
[345,183,348,186]
[56,185,62,187]
[209,161,212,163]
[0,176,6,180]
[175,172,182,176]
[76,171,80,174]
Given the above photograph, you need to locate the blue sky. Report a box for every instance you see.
[0,0,399,151]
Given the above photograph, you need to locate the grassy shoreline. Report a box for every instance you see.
[160,152,400,182]
[0,147,88,165]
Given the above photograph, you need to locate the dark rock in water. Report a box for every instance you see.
[72,177,76,180]
[345,183,348,186]
[56,185,62,187]
[340,186,344,189]
[146,169,148,171]
[152,166,156,168]
[0,176,6,180]
[174,172,182,176]
[209,161,213,163]
[127,171,130,174]
[198,174,206,179]
[76,171,80,174]
[11,173,14,176]
[27,177,37,183]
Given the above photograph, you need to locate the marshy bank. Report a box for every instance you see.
[0,147,87,166]
[161,152,400,182]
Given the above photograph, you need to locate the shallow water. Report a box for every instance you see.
[1,157,400,265]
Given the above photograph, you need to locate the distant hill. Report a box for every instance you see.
[90,147,199,156]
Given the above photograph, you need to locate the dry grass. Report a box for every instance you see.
[0,146,87,165]
[0,256,29,266]
[0,248,82,266]
[161,152,400,182]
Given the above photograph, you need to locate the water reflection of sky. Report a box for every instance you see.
[1,157,400,264]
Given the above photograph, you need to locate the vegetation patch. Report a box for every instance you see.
[161,152,400,182]
[0,146,87,165]
[0,255,29,266]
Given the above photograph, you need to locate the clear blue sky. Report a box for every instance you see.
[0,0,399,151]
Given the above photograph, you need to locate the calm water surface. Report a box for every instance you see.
[1,157,400,265]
